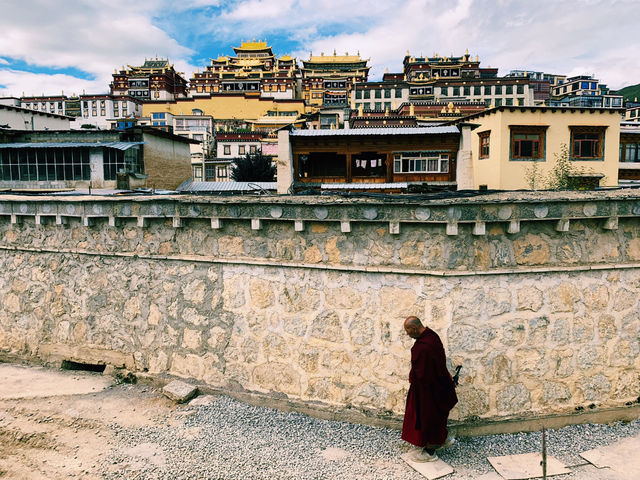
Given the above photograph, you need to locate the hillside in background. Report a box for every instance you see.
[613,83,640,102]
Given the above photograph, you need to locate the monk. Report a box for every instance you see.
[402,316,458,462]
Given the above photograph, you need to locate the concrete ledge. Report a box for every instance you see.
[2,190,640,237]
[3,354,638,437]
[36,344,136,370]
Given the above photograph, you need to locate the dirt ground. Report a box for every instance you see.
[0,363,182,480]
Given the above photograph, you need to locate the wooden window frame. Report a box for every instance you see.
[509,125,548,161]
[478,131,490,159]
[570,126,606,161]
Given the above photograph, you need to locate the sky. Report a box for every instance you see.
[0,0,639,98]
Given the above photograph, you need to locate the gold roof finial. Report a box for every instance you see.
[475,55,479,62]
[448,102,454,112]
[410,104,415,116]
[333,49,336,56]
[358,104,364,116]
[385,67,389,74]
[465,48,469,55]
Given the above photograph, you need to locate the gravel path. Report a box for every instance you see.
[100,394,640,480]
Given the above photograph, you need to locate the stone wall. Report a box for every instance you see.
[0,192,639,423]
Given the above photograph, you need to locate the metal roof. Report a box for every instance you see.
[0,141,145,150]
[321,182,408,190]
[289,126,459,137]
[176,181,277,193]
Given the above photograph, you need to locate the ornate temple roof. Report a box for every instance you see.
[233,40,273,54]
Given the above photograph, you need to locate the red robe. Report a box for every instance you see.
[401,327,458,448]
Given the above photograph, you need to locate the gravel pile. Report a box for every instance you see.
[100,394,640,480]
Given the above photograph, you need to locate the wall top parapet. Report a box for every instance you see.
[1,189,640,235]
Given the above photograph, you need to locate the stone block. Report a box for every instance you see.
[162,380,198,403]
[303,245,323,263]
[451,288,484,321]
[325,287,363,310]
[310,311,343,343]
[182,328,202,350]
[449,324,495,353]
[517,286,543,312]
[456,387,489,418]
[497,383,531,413]
[550,348,574,378]
[583,285,609,311]
[597,314,617,340]
[543,381,571,404]
[528,316,549,343]
[549,317,570,345]
[612,288,636,312]
[253,362,300,396]
[549,283,580,313]
[487,288,512,317]
[482,353,512,384]
[513,234,550,265]
[500,321,526,346]
[580,374,611,401]
[572,316,595,342]
[183,279,207,305]
[625,237,640,260]
[249,278,275,309]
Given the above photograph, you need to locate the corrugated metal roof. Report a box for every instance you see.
[290,126,458,137]
[177,181,277,193]
[321,182,408,190]
[0,141,145,149]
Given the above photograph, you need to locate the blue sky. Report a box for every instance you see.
[1,0,639,97]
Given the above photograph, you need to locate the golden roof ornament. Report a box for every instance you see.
[410,104,415,116]
[358,104,364,116]
[448,102,454,112]
[475,55,479,62]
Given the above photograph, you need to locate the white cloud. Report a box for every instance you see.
[0,0,197,96]
[211,0,640,89]
[0,69,106,97]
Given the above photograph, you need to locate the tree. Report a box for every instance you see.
[546,143,585,190]
[230,152,276,182]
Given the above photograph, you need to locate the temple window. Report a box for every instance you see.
[571,127,605,160]
[509,126,547,161]
[479,131,490,159]
[393,152,449,173]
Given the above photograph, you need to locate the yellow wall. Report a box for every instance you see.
[142,96,307,121]
[470,109,621,190]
